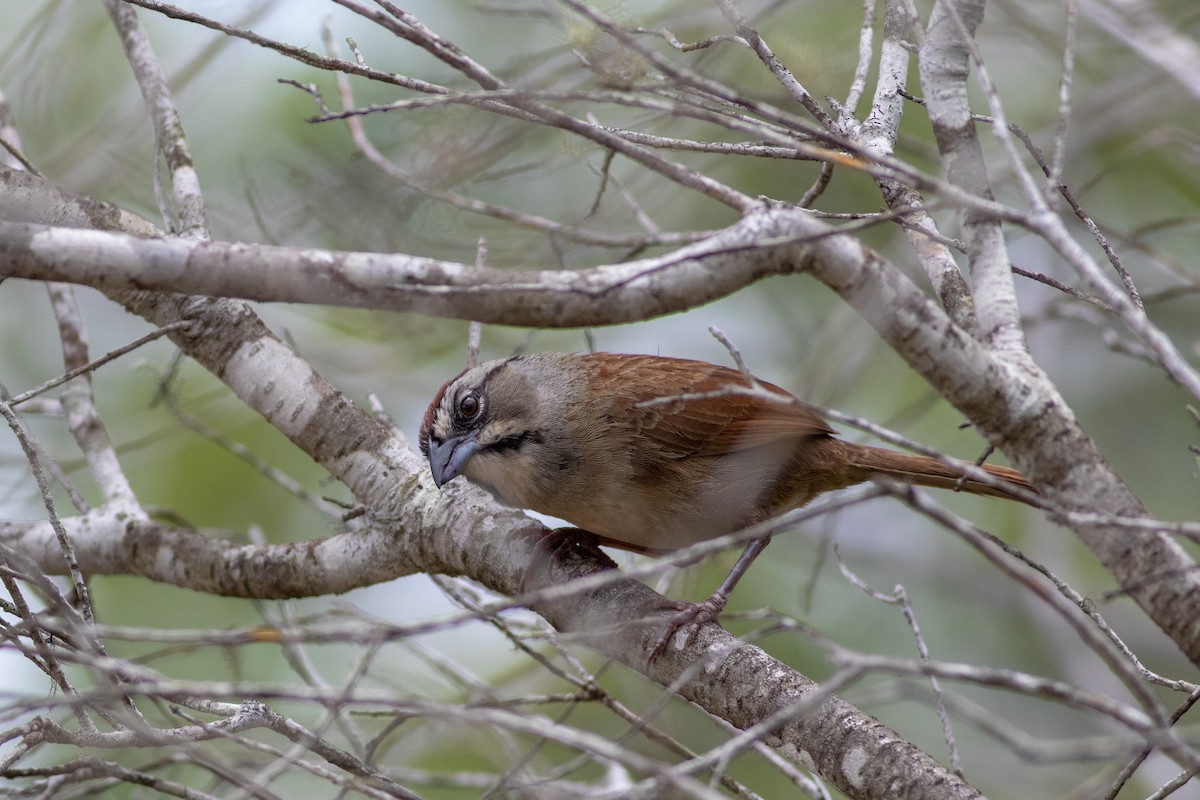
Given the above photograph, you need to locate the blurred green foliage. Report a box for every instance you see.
[2,1,1198,797]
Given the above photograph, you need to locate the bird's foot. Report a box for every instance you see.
[522,527,617,593]
[648,594,728,662]
[647,536,771,662]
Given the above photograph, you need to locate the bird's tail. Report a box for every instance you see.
[844,443,1036,503]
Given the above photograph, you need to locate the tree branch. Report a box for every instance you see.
[0,166,984,799]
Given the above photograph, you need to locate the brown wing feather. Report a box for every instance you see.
[581,353,831,457]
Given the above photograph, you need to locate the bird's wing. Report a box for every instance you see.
[582,354,833,458]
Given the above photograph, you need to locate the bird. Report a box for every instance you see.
[419,351,1034,656]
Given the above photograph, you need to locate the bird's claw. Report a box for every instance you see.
[521,527,617,593]
[648,595,727,662]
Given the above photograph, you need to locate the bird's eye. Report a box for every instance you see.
[457,393,480,419]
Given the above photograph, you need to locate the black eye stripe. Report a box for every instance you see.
[476,357,520,395]
[487,430,543,453]
[490,434,525,452]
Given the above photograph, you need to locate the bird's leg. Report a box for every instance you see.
[522,527,618,593]
[650,535,772,661]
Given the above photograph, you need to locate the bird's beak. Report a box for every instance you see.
[427,433,481,488]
